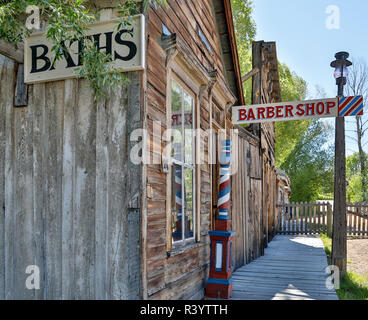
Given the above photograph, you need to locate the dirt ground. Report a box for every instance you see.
[347,239,368,275]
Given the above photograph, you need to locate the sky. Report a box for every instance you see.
[252,0,368,155]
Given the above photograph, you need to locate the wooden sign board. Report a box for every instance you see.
[24,15,145,84]
[232,96,364,124]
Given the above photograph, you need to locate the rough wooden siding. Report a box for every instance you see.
[211,0,243,105]
[0,55,143,300]
[231,132,248,268]
[231,128,264,270]
[262,136,277,243]
[0,55,15,300]
[144,0,225,300]
[231,41,280,271]
[149,0,227,86]
[258,41,279,244]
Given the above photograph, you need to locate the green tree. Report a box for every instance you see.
[230,1,334,202]
[275,63,309,167]
[346,175,364,203]
[278,62,308,102]
[280,120,334,202]
[346,58,368,201]
[275,120,310,167]
[346,152,368,203]
[231,0,256,104]
[276,64,335,202]
[231,0,256,48]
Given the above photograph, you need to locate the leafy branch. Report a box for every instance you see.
[76,38,130,101]
[0,0,165,101]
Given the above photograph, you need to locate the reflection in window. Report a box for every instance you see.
[171,79,195,243]
[172,163,183,242]
[184,167,194,239]
[184,91,193,165]
[171,81,182,162]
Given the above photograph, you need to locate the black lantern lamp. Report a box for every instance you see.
[330,52,352,94]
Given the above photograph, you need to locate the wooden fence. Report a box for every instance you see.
[346,203,368,237]
[276,202,332,236]
[277,202,368,238]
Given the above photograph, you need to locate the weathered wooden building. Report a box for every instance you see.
[0,0,280,300]
[231,40,281,270]
[276,168,291,204]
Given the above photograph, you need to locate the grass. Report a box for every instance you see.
[320,233,332,259]
[336,273,368,300]
[319,234,368,300]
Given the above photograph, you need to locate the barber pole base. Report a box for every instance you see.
[206,278,233,299]
[206,230,235,299]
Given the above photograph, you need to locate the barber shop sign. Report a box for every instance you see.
[24,14,145,84]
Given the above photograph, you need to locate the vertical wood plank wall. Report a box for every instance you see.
[0,55,143,300]
[231,129,266,269]
[230,41,280,271]
[144,0,235,300]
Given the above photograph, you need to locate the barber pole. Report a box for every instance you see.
[206,140,235,299]
[217,140,231,229]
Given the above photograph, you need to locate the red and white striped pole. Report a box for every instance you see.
[217,140,231,228]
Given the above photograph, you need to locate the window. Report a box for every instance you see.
[171,79,195,244]
[198,27,212,53]
[212,100,224,127]
[162,24,171,36]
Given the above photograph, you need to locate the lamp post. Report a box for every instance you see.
[330,52,352,278]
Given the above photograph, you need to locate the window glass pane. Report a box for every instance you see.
[184,167,194,239]
[172,163,183,242]
[184,91,193,164]
[171,80,182,162]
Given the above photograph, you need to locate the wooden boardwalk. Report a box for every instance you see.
[231,235,338,300]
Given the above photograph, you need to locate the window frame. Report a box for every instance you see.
[170,75,197,247]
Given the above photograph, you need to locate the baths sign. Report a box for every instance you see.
[24,15,145,84]
[232,96,364,124]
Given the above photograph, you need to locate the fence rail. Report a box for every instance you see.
[346,203,368,237]
[276,202,332,236]
[276,202,368,237]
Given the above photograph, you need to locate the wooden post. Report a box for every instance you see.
[0,40,24,63]
[14,64,28,107]
[331,52,349,278]
[327,203,333,237]
[295,202,299,234]
[331,111,347,277]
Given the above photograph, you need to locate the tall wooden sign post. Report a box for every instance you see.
[331,52,352,278]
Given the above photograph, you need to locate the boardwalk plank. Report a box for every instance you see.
[233,281,336,294]
[230,235,338,300]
